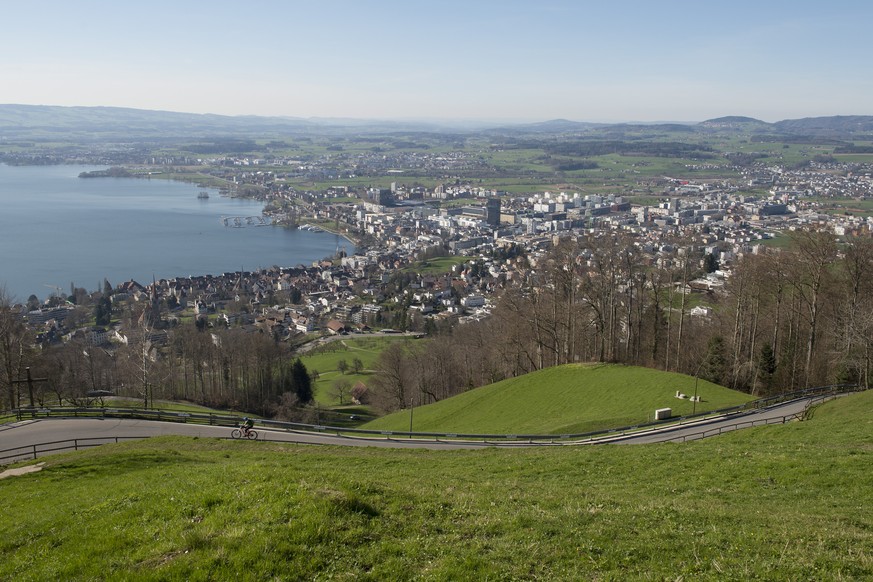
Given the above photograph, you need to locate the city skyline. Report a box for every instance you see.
[2,0,872,123]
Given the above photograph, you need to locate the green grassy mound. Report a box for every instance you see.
[364,363,753,435]
[1,391,870,579]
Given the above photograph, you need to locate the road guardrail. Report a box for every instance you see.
[3,383,863,447]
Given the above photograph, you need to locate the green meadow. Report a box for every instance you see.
[300,337,416,406]
[1,390,870,580]
[402,255,468,275]
[364,364,753,435]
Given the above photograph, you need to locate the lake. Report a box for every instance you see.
[0,164,352,302]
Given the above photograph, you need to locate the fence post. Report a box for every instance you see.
[32,444,37,460]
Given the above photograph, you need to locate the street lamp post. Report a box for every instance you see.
[693,373,700,416]
[692,341,716,416]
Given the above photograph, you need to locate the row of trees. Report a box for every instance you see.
[0,291,314,415]
[367,229,873,412]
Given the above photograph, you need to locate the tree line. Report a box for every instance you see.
[367,229,873,412]
[0,294,313,416]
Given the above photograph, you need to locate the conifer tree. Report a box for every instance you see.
[291,358,313,404]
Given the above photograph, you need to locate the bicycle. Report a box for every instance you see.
[231,426,258,440]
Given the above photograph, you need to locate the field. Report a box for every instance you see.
[98,398,247,415]
[363,364,753,435]
[299,337,416,406]
[1,391,870,580]
[402,255,469,275]
[756,233,796,249]
[812,196,873,218]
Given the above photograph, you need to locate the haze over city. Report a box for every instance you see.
[2,0,871,123]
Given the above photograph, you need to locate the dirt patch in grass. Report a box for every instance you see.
[0,462,44,479]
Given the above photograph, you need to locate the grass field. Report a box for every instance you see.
[757,233,797,249]
[811,196,873,217]
[300,337,415,406]
[100,398,250,416]
[364,364,753,435]
[1,390,870,580]
[402,255,468,275]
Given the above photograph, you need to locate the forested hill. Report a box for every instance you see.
[700,114,873,137]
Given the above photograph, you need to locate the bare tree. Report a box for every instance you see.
[0,288,31,409]
[329,378,351,405]
[791,229,837,387]
[369,342,413,412]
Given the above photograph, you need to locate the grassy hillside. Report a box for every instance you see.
[365,364,753,435]
[1,391,871,579]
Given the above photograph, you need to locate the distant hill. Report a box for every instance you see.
[0,104,316,140]
[1,104,871,140]
[363,363,752,435]
[699,115,873,140]
[699,116,772,132]
[482,118,607,136]
[516,118,605,132]
[702,116,767,125]
[773,115,873,135]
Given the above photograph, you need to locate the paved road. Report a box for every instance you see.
[0,396,828,463]
[587,397,816,444]
[0,417,490,463]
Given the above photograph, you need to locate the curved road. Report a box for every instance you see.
[586,397,818,444]
[0,417,489,464]
[0,396,830,464]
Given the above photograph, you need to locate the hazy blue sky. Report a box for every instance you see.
[2,0,871,122]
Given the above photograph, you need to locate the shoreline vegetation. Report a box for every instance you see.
[78,166,133,178]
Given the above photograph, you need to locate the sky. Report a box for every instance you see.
[2,0,871,123]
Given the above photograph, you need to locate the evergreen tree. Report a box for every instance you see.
[291,359,313,404]
[94,295,112,326]
[757,343,778,394]
[700,335,727,385]
[704,253,719,273]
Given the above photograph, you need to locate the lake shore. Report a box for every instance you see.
[0,164,353,302]
[299,221,360,246]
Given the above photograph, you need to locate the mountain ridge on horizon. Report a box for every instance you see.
[1,103,872,139]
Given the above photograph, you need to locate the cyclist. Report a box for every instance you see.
[241,416,254,437]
